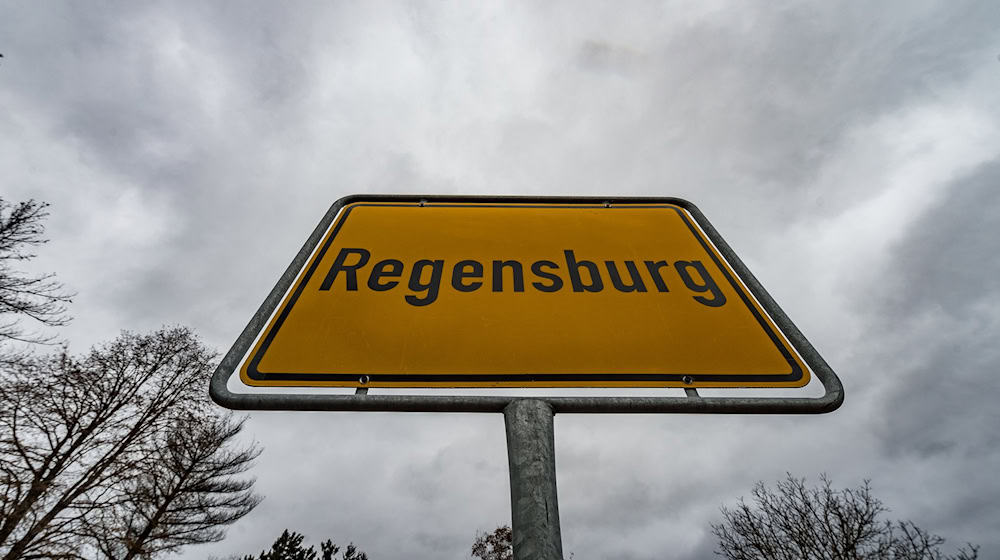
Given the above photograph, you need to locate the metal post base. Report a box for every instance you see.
[504,399,563,560]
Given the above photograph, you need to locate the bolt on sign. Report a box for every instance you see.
[230,196,812,389]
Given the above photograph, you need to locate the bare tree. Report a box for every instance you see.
[85,414,261,560]
[0,327,254,560]
[712,474,979,560]
[471,525,512,560]
[0,198,72,349]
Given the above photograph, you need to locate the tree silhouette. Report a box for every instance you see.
[0,328,259,559]
[0,198,72,352]
[241,529,368,560]
[85,414,261,559]
[712,474,978,560]
[471,525,513,560]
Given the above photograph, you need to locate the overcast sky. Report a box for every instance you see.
[3,1,999,558]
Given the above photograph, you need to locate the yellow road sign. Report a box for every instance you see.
[237,198,808,388]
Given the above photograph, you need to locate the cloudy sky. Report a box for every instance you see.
[3,1,999,558]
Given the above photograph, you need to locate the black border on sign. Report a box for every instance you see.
[243,202,804,385]
[210,195,844,414]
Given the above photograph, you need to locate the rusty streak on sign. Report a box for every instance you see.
[236,198,809,389]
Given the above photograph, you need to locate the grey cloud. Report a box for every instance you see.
[3,1,1000,559]
[881,160,1000,316]
[577,41,647,76]
[869,160,1000,457]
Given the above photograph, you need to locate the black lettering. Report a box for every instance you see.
[452,260,483,292]
[643,260,671,292]
[564,250,603,292]
[492,260,525,292]
[406,260,444,306]
[605,261,646,292]
[367,259,403,291]
[319,248,370,291]
[675,260,727,307]
[530,260,563,292]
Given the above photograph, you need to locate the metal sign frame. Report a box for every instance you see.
[210,194,843,414]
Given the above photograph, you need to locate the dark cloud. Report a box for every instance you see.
[872,159,1000,457]
[882,161,1000,316]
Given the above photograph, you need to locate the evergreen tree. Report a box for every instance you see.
[242,530,368,560]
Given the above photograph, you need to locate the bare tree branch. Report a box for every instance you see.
[711,474,979,560]
[0,198,73,350]
[0,327,254,560]
[83,414,262,560]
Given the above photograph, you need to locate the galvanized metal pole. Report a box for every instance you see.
[504,399,563,560]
